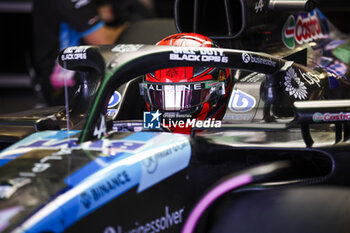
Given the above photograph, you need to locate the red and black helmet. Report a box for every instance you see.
[140,33,232,133]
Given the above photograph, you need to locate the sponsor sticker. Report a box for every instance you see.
[223,113,253,121]
[254,0,264,13]
[0,178,31,199]
[0,130,80,165]
[108,91,121,108]
[18,154,63,178]
[327,62,348,77]
[93,114,107,139]
[106,109,117,117]
[0,130,149,163]
[111,44,143,53]
[242,53,251,63]
[73,164,140,220]
[169,49,228,63]
[241,53,276,67]
[312,112,350,123]
[284,67,308,100]
[79,169,133,209]
[61,46,89,61]
[68,133,190,227]
[229,89,256,112]
[325,40,344,51]
[282,10,323,49]
[138,137,191,192]
[299,70,321,87]
[103,206,185,233]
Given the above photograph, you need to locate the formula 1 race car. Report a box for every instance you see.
[1,0,350,232]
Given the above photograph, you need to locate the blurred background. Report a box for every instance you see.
[0,0,350,114]
[0,0,175,113]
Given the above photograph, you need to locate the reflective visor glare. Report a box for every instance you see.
[149,86,211,110]
[140,82,224,111]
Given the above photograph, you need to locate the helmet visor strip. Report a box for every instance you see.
[139,81,225,111]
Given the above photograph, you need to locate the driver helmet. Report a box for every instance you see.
[140,33,232,133]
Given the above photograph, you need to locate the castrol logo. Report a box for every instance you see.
[282,11,324,49]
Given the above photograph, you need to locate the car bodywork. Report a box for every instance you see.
[1,0,350,232]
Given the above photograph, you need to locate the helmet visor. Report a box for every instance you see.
[140,81,225,111]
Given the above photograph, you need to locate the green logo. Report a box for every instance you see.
[282,15,296,49]
[312,112,323,123]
